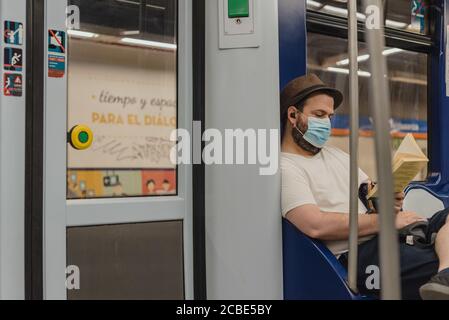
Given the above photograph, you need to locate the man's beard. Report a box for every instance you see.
[291,125,322,155]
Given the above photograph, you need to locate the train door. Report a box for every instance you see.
[27,0,194,299]
[0,0,26,299]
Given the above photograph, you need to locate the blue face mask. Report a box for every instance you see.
[295,115,331,148]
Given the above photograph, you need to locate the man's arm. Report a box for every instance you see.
[285,204,378,241]
[286,204,427,241]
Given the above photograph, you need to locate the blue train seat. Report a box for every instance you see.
[282,182,449,300]
[282,218,365,300]
[404,185,446,219]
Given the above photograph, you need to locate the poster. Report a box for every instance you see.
[68,41,177,169]
[67,169,177,199]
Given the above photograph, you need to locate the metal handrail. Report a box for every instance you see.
[363,0,401,300]
[347,0,360,294]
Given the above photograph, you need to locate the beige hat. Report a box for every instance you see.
[280,74,343,120]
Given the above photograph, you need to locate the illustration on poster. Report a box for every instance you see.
[12,53,21,65]
[51,32,62,46]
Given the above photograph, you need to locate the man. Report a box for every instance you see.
[281,74,449,300]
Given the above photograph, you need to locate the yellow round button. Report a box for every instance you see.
[69,125,93,150]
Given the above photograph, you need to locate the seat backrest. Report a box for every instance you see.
[282,218,361,300]
[403,187,445,219]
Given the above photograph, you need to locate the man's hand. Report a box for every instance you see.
[395,211,426,230]
[394,192,405,214]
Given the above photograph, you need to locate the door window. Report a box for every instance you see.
[307,0,430,35]
[307,32,428,180]
[67,0,178,199]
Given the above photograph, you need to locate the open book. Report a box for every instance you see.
[367,133,428,199]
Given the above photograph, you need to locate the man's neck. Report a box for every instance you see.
[281,133,315,158]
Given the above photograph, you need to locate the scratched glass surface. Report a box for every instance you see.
[67,0,178,199]
[307,32,428,181]
[306,0,430,35]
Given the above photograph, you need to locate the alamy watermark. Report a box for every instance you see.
[170,122,279,176]
[66,5,80,30]
[66,265,80,290]
[365,265,381,290]
[365,4,382,30]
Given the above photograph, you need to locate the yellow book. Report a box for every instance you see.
[367,133,428,199]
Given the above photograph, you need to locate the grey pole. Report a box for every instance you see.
[348,0,360,294]
[363,0,401,300]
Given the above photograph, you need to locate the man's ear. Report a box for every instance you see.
[287,106,297,125]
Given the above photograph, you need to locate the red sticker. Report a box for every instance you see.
[4,73,22,97]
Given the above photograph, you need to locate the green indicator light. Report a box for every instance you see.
[78,131,89,144]
[228,0,249,18]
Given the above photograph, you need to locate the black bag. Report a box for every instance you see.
[398,221,436,248]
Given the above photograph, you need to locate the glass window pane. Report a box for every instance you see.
[307,0,430,35]
[67,0,178,199]
[307,32,428,181]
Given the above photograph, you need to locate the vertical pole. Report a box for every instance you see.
[363,0,401,300]
[347,0,360,293]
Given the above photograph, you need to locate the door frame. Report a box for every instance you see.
[25,0,207,300]
[0,0,27,300]
[192,0,207,300]
[25,0,45,300]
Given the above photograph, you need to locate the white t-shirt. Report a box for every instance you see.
[281,146,373,255]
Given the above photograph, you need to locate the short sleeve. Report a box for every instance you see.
[281,158,317,217]
[358,168,370,185]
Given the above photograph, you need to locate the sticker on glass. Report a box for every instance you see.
[4,73,22,97]
[411,0,428,34]
[4,47,23,72]
[48,29,66,54]
[4,21,24,45]
[48,54,65,78]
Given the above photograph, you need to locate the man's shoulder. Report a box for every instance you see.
[280,153,308,174]
[280,152,300,167]
[280,146,349,169]
[322,146,349,159]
